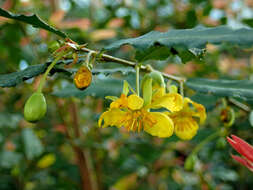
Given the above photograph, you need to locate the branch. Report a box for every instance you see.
[79,47,186,83]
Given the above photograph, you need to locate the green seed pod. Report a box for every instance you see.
[149,71,165,88]
[24,92,47,123]
[184,154,197,171]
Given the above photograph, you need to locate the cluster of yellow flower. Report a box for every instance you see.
[98,71,206,140]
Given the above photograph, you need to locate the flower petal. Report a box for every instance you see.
[184,98,206,124]
[144,112,174,138]
[110,94,128,109]
[174,116,199,140]
[98,109,127,128]
[127,94,144,110]
[230,135,253,163]
[231,155,253,171]
[149,93,183,112]
[152,86,166,100]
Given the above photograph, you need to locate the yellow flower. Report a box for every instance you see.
[99,93,181,138]
[149,86,183,112]
[167,97,206,140]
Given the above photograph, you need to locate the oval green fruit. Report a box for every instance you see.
[24,92,47,123]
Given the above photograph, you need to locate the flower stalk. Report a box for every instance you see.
[37,51,66,93]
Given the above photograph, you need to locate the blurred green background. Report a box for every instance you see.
[0,0,253,189]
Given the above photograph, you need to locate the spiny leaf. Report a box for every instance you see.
[0,59,135,88]
[0,8,67,38]
[0,64,47,87]
[186,78,253,101]
[106,26,253,62]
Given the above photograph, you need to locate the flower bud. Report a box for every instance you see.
[74,65,92,90]
[149,71,165,88]
[184,154,197,171]
[220,106,235,127]
[141,75,153,106]
[24,92,47,123]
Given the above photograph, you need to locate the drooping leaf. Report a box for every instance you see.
[0,8,67,38]
[0,58,135,88]
[0,64,47,87]
[106,26,253,61]
[186,78,253,101]
[22,128,44,160]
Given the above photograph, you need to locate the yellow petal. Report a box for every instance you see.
[152,86,166,100]
[192,102,206,124]
[184,98,206,124]
[127,94,144,110]
[149,93,183,112]
[173,116,199,140]
[98,109,127,128]
[144,112,174,138]
[110,94,128,109]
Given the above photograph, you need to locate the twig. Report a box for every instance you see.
[79,47,186,83]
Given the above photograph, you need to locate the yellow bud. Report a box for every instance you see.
[74,65,92,90]
[37,154,56,169]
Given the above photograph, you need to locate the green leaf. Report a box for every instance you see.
[186,78,253,101]
[22,128,44,160]
[0,151,22,169]
[211,167,239,181]
[0,8,67,38]
[242,19,253,28]
[106,26,253,61]
[0,113,22,129]
[0,64,47,87]
[0,59,81,87]
[0,59,135,88]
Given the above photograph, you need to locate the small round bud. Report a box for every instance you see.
[74,65,92,90]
